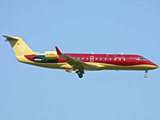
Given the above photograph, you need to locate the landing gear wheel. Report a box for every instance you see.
[76,69,84,78]
[144,70,148,78]
[77,71,81,75]
[78,74,83,78]
[144,74,147,78]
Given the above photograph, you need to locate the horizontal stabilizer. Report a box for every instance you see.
[2,35,18,41]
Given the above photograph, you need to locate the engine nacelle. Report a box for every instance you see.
[45,51,58,60]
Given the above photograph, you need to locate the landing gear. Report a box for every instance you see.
[144,70,148,78]
[144,74,148,78]
[76,69,84,78]
[78,73,83,78]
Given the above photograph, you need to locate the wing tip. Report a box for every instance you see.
[55,46,62,55]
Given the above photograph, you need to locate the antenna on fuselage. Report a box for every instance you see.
[91,52,94,54]
[121,52,123,55]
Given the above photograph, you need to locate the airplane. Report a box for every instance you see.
[3,35,158,78]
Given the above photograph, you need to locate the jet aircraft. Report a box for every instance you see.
[3,35,158,78]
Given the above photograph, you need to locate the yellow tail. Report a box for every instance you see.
[3,35,34,56]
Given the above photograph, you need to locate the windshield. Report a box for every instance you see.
[138,57,148,60]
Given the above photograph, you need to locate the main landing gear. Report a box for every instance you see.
[144,70,148,78]
[76,69,84,78]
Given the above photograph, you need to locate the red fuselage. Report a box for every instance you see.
[25,53,158,71]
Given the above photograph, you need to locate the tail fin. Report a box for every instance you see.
[3,35,34,56]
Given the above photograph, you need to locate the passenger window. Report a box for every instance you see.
[100,58,102,60]
[86,58,88,60]
[119,58,121,61]
[96,58,98,60]
[114,58,116,61]
[82,58,84,60]
[105,58,107,60]
[78,57,79,60]
[124,58,125,61]
[110,58,111,60]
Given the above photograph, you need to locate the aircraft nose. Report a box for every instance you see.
[155,64,159,69]
[149,62,159,69]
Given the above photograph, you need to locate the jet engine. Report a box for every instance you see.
[34,51,58,62]
[45,51,58,60]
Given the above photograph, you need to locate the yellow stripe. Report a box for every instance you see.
[16,56,158,70]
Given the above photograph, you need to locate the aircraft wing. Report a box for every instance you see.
[55,46,98,70]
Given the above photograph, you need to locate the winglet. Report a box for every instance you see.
[55,46,62,55]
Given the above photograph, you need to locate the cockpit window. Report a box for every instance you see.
[138,57,148,60]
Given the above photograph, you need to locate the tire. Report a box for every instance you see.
[78,74,83,78]
[144,74,147,78]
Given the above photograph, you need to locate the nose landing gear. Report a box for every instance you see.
[144,70,148,78]
[76,69,84,78]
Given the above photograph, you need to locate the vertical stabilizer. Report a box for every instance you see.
[3,35,34,56]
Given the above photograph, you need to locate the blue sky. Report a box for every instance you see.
[0,0,160,120]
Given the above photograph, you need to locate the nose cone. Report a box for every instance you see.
[155,64,159,69]
[149,62,159,69]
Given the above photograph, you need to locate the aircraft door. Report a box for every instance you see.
[90,56,94,62]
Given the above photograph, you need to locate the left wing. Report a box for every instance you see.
[55,46,98,70]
